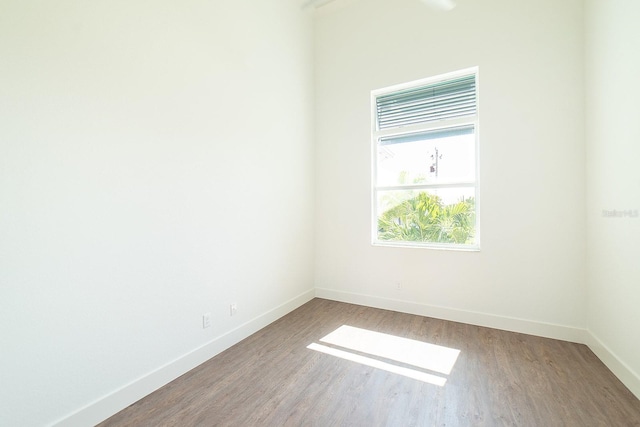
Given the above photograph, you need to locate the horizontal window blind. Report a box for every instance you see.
[376,74,476,130]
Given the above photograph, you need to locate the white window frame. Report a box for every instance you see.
[371,67,480,250]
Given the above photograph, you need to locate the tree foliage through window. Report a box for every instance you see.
[378,192,475,244]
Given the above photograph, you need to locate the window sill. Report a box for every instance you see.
[372,241,480,252]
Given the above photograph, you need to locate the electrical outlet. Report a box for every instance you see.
[202,312,211,329]
[396,281,402,290]
[230,303,237,316]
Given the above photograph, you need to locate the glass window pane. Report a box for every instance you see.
[376,127,475,187]
[376,188,476,245]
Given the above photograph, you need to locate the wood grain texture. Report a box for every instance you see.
[99,298,640,426]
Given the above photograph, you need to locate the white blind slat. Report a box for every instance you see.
[376,74,476,130]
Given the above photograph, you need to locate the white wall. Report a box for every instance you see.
[0,1,315,426]
[314,0,586,337]
[585,0,640,397]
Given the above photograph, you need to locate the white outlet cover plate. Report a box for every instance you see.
[203,313,211,328]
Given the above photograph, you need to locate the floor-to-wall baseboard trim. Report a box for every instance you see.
[586,331,640,400]
[52,289,315,427]
[315,288,588,344]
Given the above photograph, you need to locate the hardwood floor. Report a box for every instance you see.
[99,298,640,426]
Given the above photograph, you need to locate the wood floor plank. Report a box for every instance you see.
[99,298,640,426]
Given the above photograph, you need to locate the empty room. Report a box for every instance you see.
[1,0,639,425]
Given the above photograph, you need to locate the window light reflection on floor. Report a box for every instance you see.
[307,325,461,386]
[307,343,448,386]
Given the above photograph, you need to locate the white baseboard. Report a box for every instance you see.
[52,289,315,427]
[314,288,588,344]
[585,331,640,400]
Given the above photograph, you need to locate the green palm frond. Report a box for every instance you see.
[378,193,475,244]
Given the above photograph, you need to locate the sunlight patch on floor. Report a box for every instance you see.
[307,343,447,386]
[307,325,461,386]
[321,325,460,374]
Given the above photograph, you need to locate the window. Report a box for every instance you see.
[371,68,479,250]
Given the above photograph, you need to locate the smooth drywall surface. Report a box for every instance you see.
[314,0,586,330]
[585,0,640,395]
[0,1,315,425]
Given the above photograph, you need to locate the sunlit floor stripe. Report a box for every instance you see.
[307,343,447,386]
[320,325,460,375]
